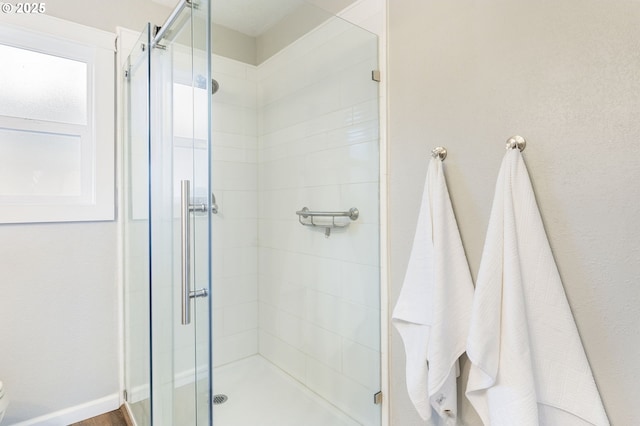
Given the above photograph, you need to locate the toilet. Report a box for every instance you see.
[0,381,7,424]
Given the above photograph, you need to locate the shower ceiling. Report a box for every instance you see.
[151,0,356,36]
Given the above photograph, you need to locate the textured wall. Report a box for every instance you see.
[388,1,640,425]
[0,223,119,423]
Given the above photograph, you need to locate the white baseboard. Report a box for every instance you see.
[11,393,120,426]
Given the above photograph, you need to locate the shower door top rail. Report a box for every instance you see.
[151,0,192,48]
[296,206,359,237]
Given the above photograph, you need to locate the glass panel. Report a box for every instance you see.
[189,3,213,425]
[149,1,212,425]
[123,23,151,426]
[0,127,81,196]
[210,2,380,424]
[0,44,87,125]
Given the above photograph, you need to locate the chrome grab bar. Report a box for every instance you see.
[295,207,359,237]
[296,208,359,219]
[181,180,191,325]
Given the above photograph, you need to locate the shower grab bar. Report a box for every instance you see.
[181,180,191,325]
[296,207,359,237]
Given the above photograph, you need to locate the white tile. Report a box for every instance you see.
[258,246,283,277]
[214,329,258,367]
[219,190,258,219]
[259,302,305,349]
[258,219,306,253]
[339,182,379,225]
[334,222,380,266]
[352,99,379,125]
[212,103,253,135]
[303,255,342,297]
[220,274,258,306]
[222,246,258,277]
[341,262,380,309]
[342,339,381,390]
[305,290,342,334]
[217,218,257,248]
[258,189,297,220]
[260,80,342,135]
[259,107,352,150]
[326,120,379,149]
[340,299,380,351]
[212,54,251,79]
[259,330,306,382]
[212,73,257,109]
[223,301,258,335]
[212,145,246,163]
[305,356,379,425]
[218,161,257,191]
[303,323,343,371]
[338,0,384,35]
[212,306,224,339]
[339,59,380,108]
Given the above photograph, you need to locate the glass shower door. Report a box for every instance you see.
[148,1,212,425]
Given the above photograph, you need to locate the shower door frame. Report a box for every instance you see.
[148,1,213,424]
[122,0,213,424]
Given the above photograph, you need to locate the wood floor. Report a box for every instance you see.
[70,406,131,426]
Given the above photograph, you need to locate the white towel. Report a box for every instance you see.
[392,156,474,424]
[466,149,609,426]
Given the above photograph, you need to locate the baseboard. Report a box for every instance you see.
[11,393,120,426]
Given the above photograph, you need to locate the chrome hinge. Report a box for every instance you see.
[371,70,381,82]
[373,391,382,405]
[123,389,128,401]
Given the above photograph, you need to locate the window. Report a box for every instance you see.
[0,15,115,223]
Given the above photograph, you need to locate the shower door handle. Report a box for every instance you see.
[181,180,192,325]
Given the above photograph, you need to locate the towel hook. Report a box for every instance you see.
[506,135,526,151]
[431,146,447,161]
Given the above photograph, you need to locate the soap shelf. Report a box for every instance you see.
[296,207,359,237]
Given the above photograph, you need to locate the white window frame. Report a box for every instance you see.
[0,14,115,223]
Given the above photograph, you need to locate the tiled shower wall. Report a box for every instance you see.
[210,55,260,367]
[211,16,380,425]
[256,18,380,425]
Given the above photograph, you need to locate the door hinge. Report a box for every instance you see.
[373,391,383,405]
[123,389,128,401]
[371,70,381,82]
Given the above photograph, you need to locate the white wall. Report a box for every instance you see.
[0,223,119,424]
[0,14,120,426]
[0,2,172,424]
[256,16,381,425]
[388,1,640,425]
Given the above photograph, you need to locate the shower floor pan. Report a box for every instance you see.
[127,355,360,425]
[213,355,360,426]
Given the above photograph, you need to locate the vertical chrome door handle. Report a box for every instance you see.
[181,180,191,325]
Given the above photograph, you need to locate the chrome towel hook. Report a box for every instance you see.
[506,135,526,151]
[431,146,447,161]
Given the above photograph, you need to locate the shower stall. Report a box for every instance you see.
[123,1,380,424]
